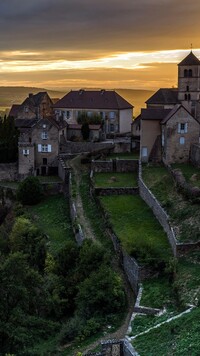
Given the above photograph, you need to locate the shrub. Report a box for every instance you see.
[17,177,42,205]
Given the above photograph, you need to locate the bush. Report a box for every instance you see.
[17,177,42,205]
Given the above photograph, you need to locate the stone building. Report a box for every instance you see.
[17,117,67,178]
[9,92,54,120]
[53,89,133,136]
[137,51,200,163]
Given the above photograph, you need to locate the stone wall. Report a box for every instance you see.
[91,160,113,172]
[95,187,139,196]
[138,162,177,256]
[91,159,138,173]
[190,143,200,167]
[116,160,138,173]
[62,141,114,154]
[0,163,18,181]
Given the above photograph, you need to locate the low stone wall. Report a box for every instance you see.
[138,162,177,256]
[95,187,139,196]
[0,163,18,181]
[91,160,113,172]
[91,159,138,173]
[62,141,114,154]
[116,159,138,173]
[190,143,200,167]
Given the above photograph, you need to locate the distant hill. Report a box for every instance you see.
[0,86,155,117]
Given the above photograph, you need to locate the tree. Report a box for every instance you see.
[0,116,19,162]
[17,176,42,205]
[81,122,90,140]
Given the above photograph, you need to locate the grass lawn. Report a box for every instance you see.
[94,172,138,187]
[133,306,200,356]
[142,164,200,243]
[100,195,172,264]
[28,194,74,253]
[172,163,200,188]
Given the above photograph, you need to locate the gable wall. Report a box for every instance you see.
[163,107,200,163]
[140,120,161,161]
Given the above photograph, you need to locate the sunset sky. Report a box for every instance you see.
[1,0,200,90]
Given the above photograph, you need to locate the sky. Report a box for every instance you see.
[1,0,200,90]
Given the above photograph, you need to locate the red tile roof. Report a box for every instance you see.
[53,90,133,110]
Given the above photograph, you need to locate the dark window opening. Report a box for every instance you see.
[186,85,189,91]
[43,158,47,165]
[188,93,191,100]
[185,94,188,100]
[184,69,188,77]
[189,69,192,77]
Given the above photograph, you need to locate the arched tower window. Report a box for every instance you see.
[188,94,191,100]
[189,69,193,77]
[184,69,188,77]
[185,94,188,100]
[186,85,189,91]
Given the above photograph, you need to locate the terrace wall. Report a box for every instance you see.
[62,141,114,154]
[138,161,177,256]
[91,159,138,173]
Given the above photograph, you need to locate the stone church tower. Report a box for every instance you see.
[178,51,200,121]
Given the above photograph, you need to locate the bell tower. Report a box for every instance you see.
[178,51,200,119]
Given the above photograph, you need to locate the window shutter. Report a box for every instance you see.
[23,149,25,155]
[185,123,188,133]
[178,123,181,133]
[38,144,42,152]
[48,144,52,152]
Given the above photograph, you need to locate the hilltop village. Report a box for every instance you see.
[1,52,200,355]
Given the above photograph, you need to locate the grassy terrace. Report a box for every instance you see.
[100,195,172,265]
[142,164,200,243]
[133,307,200,356]
[28,194,74,253]
[94,172,138,188]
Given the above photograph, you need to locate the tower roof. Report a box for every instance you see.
[178,51,200,66]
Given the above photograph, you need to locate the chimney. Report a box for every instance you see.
[29,93,33,98]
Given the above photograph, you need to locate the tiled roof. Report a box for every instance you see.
[9,104,21,117]
[141,108,171,120]
[22,92,51,107]
[53,90,133,110]
[178,51,200,66]
[15,118,38,128]
[146,88,179,105]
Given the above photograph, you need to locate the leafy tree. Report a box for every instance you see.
[0,116,19,162]
[76,265,126,319]
[9,216,47,272]
[17,176,42,205]
[81,122,90,140]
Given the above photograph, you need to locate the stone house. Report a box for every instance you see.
[53,89,133,136]
[9,92,54,120]
[138,51,200,163]
[140,105,200,163]
[17,117,67,178]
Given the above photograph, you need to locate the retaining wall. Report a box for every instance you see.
[91,159,138,173]
[94,187,139,196]
[62,141,114,154]
[138,162,177,256]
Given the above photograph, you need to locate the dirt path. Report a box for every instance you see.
[69,155,96,241]
[68,155,135,355]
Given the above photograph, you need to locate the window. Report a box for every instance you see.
[141,147,148,157]
[184,69,188,77]
[23,149,29,156]
[110,124,115,132]
[188,93,191,100]
[41,131,48,139]
[180,137,185,145]
[38,144,51,152]
[24,106,29,113]
[43,124,46,128]
[186,85,189,91]
[185,94,188,100]
[189,69,192,77]
[178,123,188,134]
[43,158,47,165]
[109,111,115,119]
